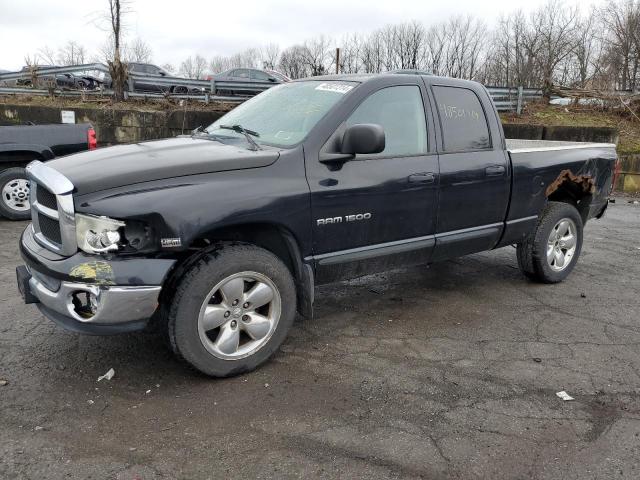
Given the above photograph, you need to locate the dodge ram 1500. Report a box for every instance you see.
[16,74,616,377]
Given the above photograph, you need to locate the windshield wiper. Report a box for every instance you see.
[190,126,227,144]
[219,124,262,151]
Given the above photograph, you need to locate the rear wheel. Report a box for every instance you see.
[0,167,31,220]
[516,201,583,283]
[167,243,296,377]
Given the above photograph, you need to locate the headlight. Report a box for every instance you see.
[75,213,125,254]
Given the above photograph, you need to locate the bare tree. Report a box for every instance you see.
[361,30,385,73]
[100,0,130,101]
[180,55,208,79]
[565,8,600,88]
[57,41,87,66]
[261,44,280,70]
[127,37,153,63]
[302,36,334,76]
[23,55,40,87]
[338,33,363,73]
[600,0,640,91]
[37,46,57,66]
[278,45,310,79]
[483,10,544,88]
[529,0,579,98]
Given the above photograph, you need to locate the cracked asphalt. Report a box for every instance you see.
[1,197,639,479]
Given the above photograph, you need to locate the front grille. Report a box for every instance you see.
[26,161,76,256]
[36,186,57,210]
[38,212,62,244]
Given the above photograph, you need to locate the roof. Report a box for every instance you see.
[293,73,480,89]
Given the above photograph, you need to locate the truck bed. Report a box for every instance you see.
[506,139,616,153]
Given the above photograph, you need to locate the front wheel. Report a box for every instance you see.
[516,201,583,283]
[0,167,32,220]
[167,243,297,377]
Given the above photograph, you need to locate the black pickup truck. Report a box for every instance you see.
[16,74,616,377]
[0,123,96,219]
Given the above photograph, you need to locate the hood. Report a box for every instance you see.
[46,137,280,195]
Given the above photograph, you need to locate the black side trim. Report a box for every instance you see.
[431,224,502,261]
[313,235,436,265]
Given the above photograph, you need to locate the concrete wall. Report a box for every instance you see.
[502,124,619,144]
[1,103,637,192]
[0,103,224,146]
[616,154,640,193]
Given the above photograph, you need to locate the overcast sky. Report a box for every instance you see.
[0,0,604,71]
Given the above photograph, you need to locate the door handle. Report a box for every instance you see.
[408,172,436,184]
[485,165,506,176]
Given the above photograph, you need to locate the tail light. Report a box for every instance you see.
[88,128,97,150]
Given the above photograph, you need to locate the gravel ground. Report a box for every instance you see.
[1,198,639,479]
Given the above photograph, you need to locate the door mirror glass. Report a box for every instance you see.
[341,124,385,155]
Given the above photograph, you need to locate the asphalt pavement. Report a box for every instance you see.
[1,198,639,479]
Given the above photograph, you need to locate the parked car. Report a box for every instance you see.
[207,68,288,96]
[0,123,96,220]
[101,63,199,94]
[14,65,85,90]
[16,74,616,378]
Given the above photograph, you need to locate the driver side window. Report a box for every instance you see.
[347,86,428,157]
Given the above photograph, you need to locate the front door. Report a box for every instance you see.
[306,84,439,283]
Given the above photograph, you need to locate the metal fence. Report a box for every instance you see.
[0,64,545,112]
[486,86,545,113]
[0,63,271,103]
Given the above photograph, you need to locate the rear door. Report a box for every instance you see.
[430,84,510,260]
[306,82,439,283]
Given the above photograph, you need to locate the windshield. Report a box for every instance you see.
[206,81,357,147]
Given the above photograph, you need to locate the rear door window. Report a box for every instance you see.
[251,70,271,81]
[432,86,491,152]
[346,85,428,157]
[233,69,251,79]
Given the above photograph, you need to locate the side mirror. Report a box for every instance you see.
[268,77,277,82]
[341,123,385,155]
[159,71,166,76]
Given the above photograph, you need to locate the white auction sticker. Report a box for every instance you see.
[315,83,354,94]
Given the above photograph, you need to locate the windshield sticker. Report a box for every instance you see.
[315,83,354,94]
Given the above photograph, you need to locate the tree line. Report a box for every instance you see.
[197,0,640,97]
[28,0,640,98]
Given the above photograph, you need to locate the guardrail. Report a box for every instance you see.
[0,63,276,97]
[1,65,549,112]
[486,86,546,113]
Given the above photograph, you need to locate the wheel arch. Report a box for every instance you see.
[0,148,50,169]
[546,169,593,225]
[162,222,313,319]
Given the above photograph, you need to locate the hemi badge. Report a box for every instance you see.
[161,238,182,248]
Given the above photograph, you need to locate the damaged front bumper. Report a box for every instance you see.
[17,225,175,335]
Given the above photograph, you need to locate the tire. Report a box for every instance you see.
[167,243,297,377]
[516,201,583,283]
[0,167,32,221]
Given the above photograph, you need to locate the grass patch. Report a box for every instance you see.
[501,102,640,154]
